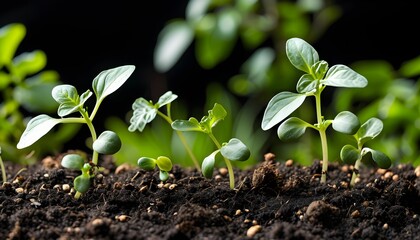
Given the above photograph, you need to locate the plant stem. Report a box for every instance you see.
[208,133,235,189]
[80,109,98,165]
[158,110,201,171]
[315,91,329,184]
[0,151,7,183]
[350,144,363,187]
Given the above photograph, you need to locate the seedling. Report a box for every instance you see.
[16,65,135,198]
[0,147,6,183]
[171,103,250,189]
[340,117,391,187]
[128,91,200,170]
[261,37,368,183]
[138,156,173,181]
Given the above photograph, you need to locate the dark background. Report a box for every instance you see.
[1,0,419,142]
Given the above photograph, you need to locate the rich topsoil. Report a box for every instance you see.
[1,152,419,240]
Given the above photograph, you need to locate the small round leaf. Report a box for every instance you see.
[277,117,310,141]
[156,156,173,172]
[340,145,361,165]
[363,148,392,169]
[332,111,360,135]
[202,151,218,179]
[92,130,122,155]
[74,175,91,193]
[61,154,85,170]
[220,138,250,161]
[138,157,157,171]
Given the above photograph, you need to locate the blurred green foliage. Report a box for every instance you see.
[0,23,78,165]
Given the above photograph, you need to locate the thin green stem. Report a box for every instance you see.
[350,143,364,187]
[79,109,98,165]
[0,153,6,183]
[315,91,329,184]
[208,133,235,189]
[157,109,201,171]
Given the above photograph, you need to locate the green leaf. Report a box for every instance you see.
[128,98,157,132]
[321,65,368,88]
[159,171,170,181]
[52,85,92,117]
[156,156,173,172]
[286,37,319,73]
[332,111,360,135]
[171,118,203,132]
[13,50,46,76]
[0,23,26,67]
[340,145,360,165]
[296,74,317,93]
[362,148,391,169]
[311,60,329,79]
[261,92,307,130]
[14,81,58,113]
[92,130,122,155]
[92,65,135,103]
[17,114,61,149]
[186,0,211,22]
[357,118,383,145]
[137,157,157,171]
[277,117,311,141]
[220,138,250,162]
[156,91,178,108]
[203,103,227,129]
[74,175,91,193]
[202,150,218,178]
[154,20,194,73]
[61,154,85,170]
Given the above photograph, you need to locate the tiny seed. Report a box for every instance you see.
[91,218,104,226]
[219,168,228,176]
[169,184,177,190]
[43,173,49,178]
[285,159,293,167]
[354,177,361,184]
[157,183,164,188]
[377,169,387,175]
[244,209,250,213]
[340,181,349,188]
[163,183,171,189]
[392,174,399,181]
[264,153,275,161]
[53,184,61,190]
[116,215,129,222]
[341,165,349,172]
[252,220,258,225]
[414,166,420,177]
[214,175,223,181]
[12,179,20,184]
[15,188,24,194]
[235,209,242,216]
[113,182,123,190]
[139,186,148,192]
[351,210,360,218]
[383,223,389,230]
[384,172,393,179]
[223,215,232,222]
[62,184,71,192]
[362,201,370,207]
[244,219,251,223]
[247,225,262,238]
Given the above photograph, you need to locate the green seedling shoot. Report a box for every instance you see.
[261,37,368,184]
[138,156,173,181]
[128,91,200,170]
[16,65,135,198]
[0,147,6,183]
[171,103,250,189]
[339,117,391,187]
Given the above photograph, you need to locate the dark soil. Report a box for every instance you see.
[1,152,419,240]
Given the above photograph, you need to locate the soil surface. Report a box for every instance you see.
[1,152,419,240]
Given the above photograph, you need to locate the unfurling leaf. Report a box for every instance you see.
[128,98,157,132]
[362,148,392,169]
[52,84,92,117]
[357,118,383,145]
[156,91,178,108]
[74,175,91,193]
[156,156,173,172]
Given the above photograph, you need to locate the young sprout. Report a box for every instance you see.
[261,37,368,184]
[339,117,391,187]
[0,147,6,183]
[171,103,250,189]
[128,91,200,170]
[16,65,135,198]
[138,156,173,181]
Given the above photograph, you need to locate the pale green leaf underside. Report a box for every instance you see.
[220,138,250,161]
[17,114,60,149]
[93,65,135,102]
[157,91,178,108]
[322,65,368,88]
[261,92,306,130]
[171,118,202,132]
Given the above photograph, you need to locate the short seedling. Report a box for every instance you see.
[128,91,200,170]
[171,103,250,189]
[138,156,173,181]
[339,117,391,187]
[17,65,135,198]
[261,37,368,183]
[0,147,6,183]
